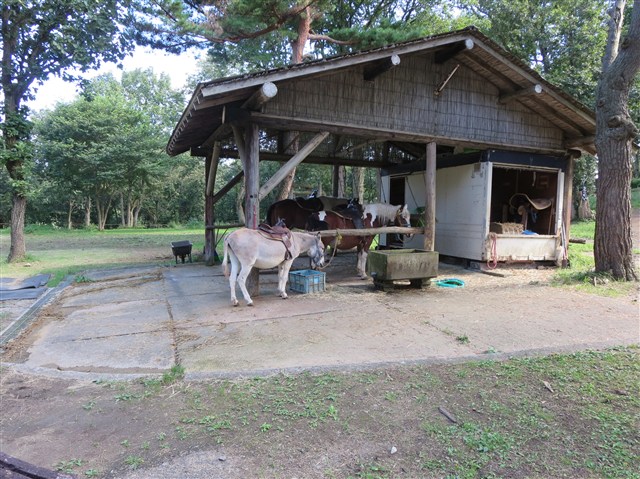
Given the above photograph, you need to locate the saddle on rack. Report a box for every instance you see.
[258,222,294,260]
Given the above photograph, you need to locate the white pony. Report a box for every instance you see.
[223,228,325,306]
[362,203,411,229]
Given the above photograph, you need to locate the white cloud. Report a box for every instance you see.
[26,47,200,112]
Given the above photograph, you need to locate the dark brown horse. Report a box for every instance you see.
[266,197,323,229]
[266,196,362,229]
[307,203,411,279]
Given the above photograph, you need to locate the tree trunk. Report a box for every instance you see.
[3,87,28,262]
[95,196,112,231]
[8,193,27,261]
[84,197,91,227]
[275,9,313,201]
[594,0,640,281]
[120,194,126,227]
[332,165,346,197]
[352,167,365,202]
[67,200,74,229]
[133,202,141,227]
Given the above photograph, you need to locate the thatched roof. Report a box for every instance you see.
[167,27,595,158]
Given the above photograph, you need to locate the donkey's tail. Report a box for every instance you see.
[222,235,230,277]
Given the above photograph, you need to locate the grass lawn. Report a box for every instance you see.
[0,225,213,285]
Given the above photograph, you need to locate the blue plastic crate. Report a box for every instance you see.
[289,269,326,294]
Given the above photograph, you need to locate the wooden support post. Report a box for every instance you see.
[244,123,260,230]
[258,131,329,200]
[239,123,261,295]
[204,143,221,265]
[424,142,437,251]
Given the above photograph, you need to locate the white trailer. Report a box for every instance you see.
[380,150,568,264]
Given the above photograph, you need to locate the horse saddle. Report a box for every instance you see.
[258,223,294,260]
[332,205,364,229]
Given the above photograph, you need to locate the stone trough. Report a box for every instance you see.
[367,249,439,291]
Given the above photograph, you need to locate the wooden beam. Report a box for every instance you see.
[564,135,595,149]
[205,142,221,196]
[317,226,423,237]
[232,125,248,169]
[258,131,330,200]
[424,142,437,251]
[363,54,401,82]
[498,84,543,104]
[219,148,393,168]
[240,112,568,155]
[202,122,232,148]
[241,82,278,111]
[434,64,460,96]
[212,171,244,205]
[435,39,474,64]
[204,148,216,265]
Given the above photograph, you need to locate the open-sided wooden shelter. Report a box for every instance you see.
[167,27,596,266]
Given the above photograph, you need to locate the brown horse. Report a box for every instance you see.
[307,203,411,279]
[266,197,323,229]
[266,196,362,229]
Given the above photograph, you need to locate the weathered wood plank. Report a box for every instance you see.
[316,226,423,237]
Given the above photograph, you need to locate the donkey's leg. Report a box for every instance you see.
[236,263,256,306]
[277,260,294,299]
[228,255,240,306]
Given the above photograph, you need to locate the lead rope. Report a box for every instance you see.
[316,230,342,270]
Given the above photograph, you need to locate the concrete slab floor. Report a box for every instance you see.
[1,258,638,379]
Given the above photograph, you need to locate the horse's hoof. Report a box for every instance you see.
[281,295,288,300]
[247,302,254,307]
[232,300,239,307]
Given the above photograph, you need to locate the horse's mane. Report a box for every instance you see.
[363,203,403,225]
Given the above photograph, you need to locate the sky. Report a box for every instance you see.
[26,47,201,112]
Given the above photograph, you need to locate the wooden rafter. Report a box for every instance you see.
[363,54,401,82]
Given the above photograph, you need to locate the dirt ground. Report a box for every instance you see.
[1,214,639,478]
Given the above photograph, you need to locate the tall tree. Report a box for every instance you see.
[1,0,138,260]
[455,0,608,104]
[594,0,640,280]
[36,74,167,230]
